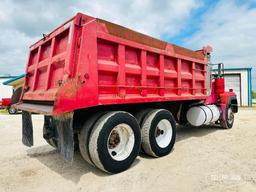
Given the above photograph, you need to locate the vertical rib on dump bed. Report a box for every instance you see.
[16,13,209,115]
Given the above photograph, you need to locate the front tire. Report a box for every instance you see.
[88,111,141,173]
[220,105,234,129]
[141,109,176,157]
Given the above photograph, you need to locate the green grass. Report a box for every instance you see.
[0,109,8,115]
[253,91,256,99]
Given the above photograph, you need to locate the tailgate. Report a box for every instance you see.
[22,15,80,102]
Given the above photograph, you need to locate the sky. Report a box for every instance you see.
[0,0,255,89]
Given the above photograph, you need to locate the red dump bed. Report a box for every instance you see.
[16,13,209,115]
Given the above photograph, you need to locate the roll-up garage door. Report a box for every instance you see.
[224,74,241,106]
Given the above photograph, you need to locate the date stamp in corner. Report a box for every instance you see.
[209,174,256,183]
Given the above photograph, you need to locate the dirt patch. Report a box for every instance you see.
[20,169,38,177]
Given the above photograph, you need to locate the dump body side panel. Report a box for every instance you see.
[91,18,207,103]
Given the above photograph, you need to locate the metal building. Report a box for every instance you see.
[2,74,25,91]
[221,68,252,107]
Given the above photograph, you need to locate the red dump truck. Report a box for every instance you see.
[15,13,238,173]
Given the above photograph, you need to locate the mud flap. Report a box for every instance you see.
[22,111,33,147]
[53,113,74,162]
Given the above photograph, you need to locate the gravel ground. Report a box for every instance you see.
[0,108,255,192]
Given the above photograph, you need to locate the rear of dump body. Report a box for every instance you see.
[16,13,209,115]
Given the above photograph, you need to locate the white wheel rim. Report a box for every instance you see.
[155,119,173,148]
[107,123,135,161]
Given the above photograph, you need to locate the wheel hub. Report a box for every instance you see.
[107,124,135,161]
[108,130,120,149]
[155,127,164,137]
[155,119,173,148]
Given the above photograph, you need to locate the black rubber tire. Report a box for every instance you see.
[78,113,105,165]
[88,111,141,173]
[134,108,153,153]
[43,116,58,148]
[220,105,234,129]
[8,107,17,114]
[141,109,176,157]
[134,108,153,127]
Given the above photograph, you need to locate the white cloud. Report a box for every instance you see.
[1,0,255,90]
[184,0,256,88]
[0,29,38,75]
[0,0,200,75]
[72,0,201,37]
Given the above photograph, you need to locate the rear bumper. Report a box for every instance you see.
[14,102,54,115]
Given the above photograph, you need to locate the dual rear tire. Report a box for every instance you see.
[79,111,141,173]
[79,109,176,173]
[138,109,176,157]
